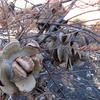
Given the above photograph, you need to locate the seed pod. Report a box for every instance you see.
[32,54,43,73]
[22,56,35,72]
[12,61,27,78]
[26,41,40,49]
[16,57,34,73]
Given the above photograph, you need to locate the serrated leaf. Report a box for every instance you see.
[77,50,81,59]
[67,58,72,69]
[52,49,60,63]
[57,45,63,62]
[65,53,68,68]
[65,45,72,56]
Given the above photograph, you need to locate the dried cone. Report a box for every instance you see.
[0,40,43,93]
